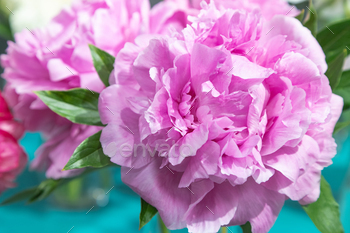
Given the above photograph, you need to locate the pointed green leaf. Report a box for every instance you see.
[303,1,317,36]
[63,131,112,170]
[325,49,347,90]
[240,222,252,233]
[35,88,103,126]
[89,44,115,87]
[139,198,158,229]
[317,19,350,55]
[295,9,305,23]
[28,179,62,203]
[302,176,344,233]
[0,188,37,206]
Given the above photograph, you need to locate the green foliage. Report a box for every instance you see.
[302,176,344,233]
[317,19,350,56]
[139,198,158,229]
[303,1,317,36]
[240,222,252,233]
[325,49,347,90]
[0,179,61,205]
[35,88,103,126]
[89,44,115,87]
[63,131,112,171]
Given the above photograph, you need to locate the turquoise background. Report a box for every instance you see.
[0,132,349,233]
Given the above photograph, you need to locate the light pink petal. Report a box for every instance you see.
[263,16,327,73]
[121,158,191,230]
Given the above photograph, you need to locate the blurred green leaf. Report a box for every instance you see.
[0,22,13,40]
[158,214,170,233]
[334,121,350,134]
[0,169,100,206]
[317,19,350,55]
[63,131,112,171]
[325,49,347,90]
[302,176,344,233]
[0,188,37,206]
[240,222,252,233]
[0,8,13,41]
[334,70,350,110]
[0,179,61,206]
[139,198,158,229]
[35,88,103,126]
[295,9,305,23]
[303,1,317,36]
[89,44,115,87]
[333,88,350,110]
[336,70,350,88]
[28,179,62,203]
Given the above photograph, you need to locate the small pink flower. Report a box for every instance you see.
[0,91,26,194]
[99,3,342,233]
[1,0,191,178]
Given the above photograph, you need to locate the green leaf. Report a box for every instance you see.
[302,176,344,233]
[0,169,100,206]
[334,88,350,110]
[63,131,112,171]
[336,70,350,89]
[158,214,170,233]
[317,19,350,55]
[35,88,103,126]
[325,49,347,90]
[334,70,350,110]
[0,9,13,41]
[89,44,115,87]
[0,188,37,206]
[295,9,305,23]
[0,22,13,40]
[139,198,158,229]
[334,121,350,134]
[1,179,62,206]
[303,1,317,36]
[240,222,252,233]
[28,179,62,203]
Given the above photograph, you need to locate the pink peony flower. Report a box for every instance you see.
[98,2,342,233]
[190,0,299,19]
[1,0,190,178]
[0,91,26,194]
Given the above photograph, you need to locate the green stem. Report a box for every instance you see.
[158,214,170,233]
[221,227,228,233]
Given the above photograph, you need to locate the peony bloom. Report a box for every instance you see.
[0,91,26,194]
[99,2,342,233]
[190,0,299,19]
[1,0,190,178]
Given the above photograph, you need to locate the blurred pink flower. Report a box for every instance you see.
[99,3,342,233]
[1,0,191,178]
[0,91,26,194]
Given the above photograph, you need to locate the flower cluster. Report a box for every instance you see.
[98,2,342,232]
[0,91,26,194]
[0,0,344,232]
[1,0,190,178]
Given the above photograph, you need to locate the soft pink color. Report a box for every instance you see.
[1,0,191,178]
[99,3,342,233]
[0,91,26,194]
[190,0,299,19]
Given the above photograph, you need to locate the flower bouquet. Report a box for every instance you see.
[0,0,349,232]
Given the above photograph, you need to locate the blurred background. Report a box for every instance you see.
[0,0,349,232]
